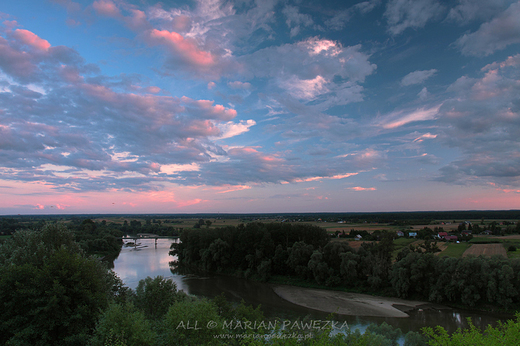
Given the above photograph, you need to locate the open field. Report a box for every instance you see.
[462,244,506,257]
[440,243,472,258]
[470,236,520,258]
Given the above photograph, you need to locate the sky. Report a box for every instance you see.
[1,0,520,215]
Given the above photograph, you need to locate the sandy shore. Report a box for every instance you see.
[272,285,444,318]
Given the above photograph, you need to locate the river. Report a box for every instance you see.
[112,238,513,334]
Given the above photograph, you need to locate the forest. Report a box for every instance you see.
[172,222,520,309]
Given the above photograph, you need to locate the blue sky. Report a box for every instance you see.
[1,0,520,214]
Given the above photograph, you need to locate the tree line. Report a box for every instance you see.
[172,222,520,309]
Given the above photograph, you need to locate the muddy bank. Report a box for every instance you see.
[271,285,448,318]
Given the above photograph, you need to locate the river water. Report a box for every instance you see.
[112,238,513,334]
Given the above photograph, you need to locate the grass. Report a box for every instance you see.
[440,243,472,258]
[502,240,520,259]
[391,237,418,259]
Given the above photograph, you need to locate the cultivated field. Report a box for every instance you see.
[462,244,507,258]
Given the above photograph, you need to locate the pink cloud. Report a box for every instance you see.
[182,97,237,120]
[125,9,148,30]
[348,186,376,191]
[413,133,437,142]
[213,184,252,193]
[145,86,161,94]
[148,29,214,67]
[292,173,357,183]
[92,0,121,18]
[330,173,358,179]
[184,119,220,137]
[13,29,51,51]
[379,105,441,129]
[175,198,205,208]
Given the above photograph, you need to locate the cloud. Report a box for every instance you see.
[436,54,520,187]
[228,81,251,89]
[401,69,437,86]
[282,5,314,37]
[325,0,381,30]
[147,29,215,67]
[92,0,121,17]
[348,186,376,191]
[243,38,375,83]
[413,133,437,142]
[0,24,273,191]
[160,163,200,175]
[280,75,329,100]
[385,0,445,35]
[446,0,512,24]
[377,105,441,129]
[215,120,256,139]
[214,184,252,193]
[455,2,520,56]
[418,87,429,100]
[12,29,51,51]
[180,97,237,121]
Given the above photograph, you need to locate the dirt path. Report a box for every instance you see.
[462,243,507,257]
[271,285,441,318]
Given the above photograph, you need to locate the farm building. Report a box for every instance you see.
[438,232,448,239]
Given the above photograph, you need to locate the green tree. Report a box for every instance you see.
[134,276,187,320]
[90,303,156,346]
[161,298,226,346]
[0,224,120,345]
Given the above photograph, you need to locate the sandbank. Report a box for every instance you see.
[272,285,445,318]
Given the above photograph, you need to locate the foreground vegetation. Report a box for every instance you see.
[2,216,520,345]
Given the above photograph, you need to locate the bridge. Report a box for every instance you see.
[122,233,179,248]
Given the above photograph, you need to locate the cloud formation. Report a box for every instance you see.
[455,1,520,56]
[401,69,437,86]
[385,0,445,35]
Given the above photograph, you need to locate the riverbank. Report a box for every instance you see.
[271,284,448,318]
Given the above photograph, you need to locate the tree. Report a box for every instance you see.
[90,303,156,346]
[161,298,226,346]
[134,276,187,320]
[0,224,121,345]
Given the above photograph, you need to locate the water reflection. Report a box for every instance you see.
[113,238,186,291]
[111,238,513,334]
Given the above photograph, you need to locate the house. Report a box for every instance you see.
[408,232,417,238]
[397,231,404,237]
[445,235,458,241]
[355,234,363,240]
[438,232,448,239]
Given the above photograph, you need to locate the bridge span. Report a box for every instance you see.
[122,233,179,248]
